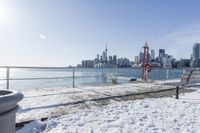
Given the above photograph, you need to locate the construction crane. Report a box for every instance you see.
[142,41,151,81]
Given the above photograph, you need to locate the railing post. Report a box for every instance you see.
[6,67,10,90]
[72,67,75,88]
[166,68,169,80]
[176,86,179,99]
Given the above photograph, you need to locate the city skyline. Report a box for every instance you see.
[1,0,200,66]
[80,42,200,68]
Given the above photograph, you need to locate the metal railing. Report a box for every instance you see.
[0,66,115,90]
[0,66,187,90]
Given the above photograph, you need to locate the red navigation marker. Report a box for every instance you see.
[142,41,151,81]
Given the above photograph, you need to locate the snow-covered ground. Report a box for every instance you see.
[16,86,200,133]
[17,81,175,123]
[15,79,200,133]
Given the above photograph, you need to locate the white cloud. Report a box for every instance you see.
[154,21,200,59]
[40,34,47,40]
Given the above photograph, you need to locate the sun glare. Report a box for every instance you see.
[0,3,11,22]
[0,5,6,18]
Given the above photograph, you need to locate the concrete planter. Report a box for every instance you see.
[0,90,23,133]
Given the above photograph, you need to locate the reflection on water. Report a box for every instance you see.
[0,68,183,90]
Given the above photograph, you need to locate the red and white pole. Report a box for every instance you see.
[142,41,150,81]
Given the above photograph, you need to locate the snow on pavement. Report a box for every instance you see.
[17,87,200,133]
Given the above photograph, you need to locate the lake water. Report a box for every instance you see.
[0,68,183,90]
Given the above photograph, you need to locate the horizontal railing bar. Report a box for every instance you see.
[0,66,71,69]
[76,75,113,78]
[8,77,74,80]
[0,75,114,81]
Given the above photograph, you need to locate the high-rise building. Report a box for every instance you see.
[123,58,130,67]
[97,54,100,60]
[81,60,94,68]
[176,59,191,68]
[159,49,166,65]
[100,55,103,62]
[193,43,200,59]
[139,52,144,63]
[109,56,112,63]
[105,44,108,62]
[113,55,117,64]
[151,49,155,60]
[134,56,140,65]
[192,43,200,68]
[117,58,130,68]
[162,55,172,68]
[103,51,106,62]
[159,49,165,58]
[102,44,108,63]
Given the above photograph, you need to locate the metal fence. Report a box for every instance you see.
[0,66,117,90]
[0,66,187,90]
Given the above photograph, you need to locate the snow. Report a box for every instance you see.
[16,81,173,123]
[16,120,46,133]
[16,85,200,133]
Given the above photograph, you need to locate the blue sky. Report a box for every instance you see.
[0,0,200,66]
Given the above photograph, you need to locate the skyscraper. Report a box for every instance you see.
[105,43,108,62]
[159,49,165,57]
[102,44,108,63]
[192,43,200,68]
[139,52,144,63]
[113,55,117,65]
[151,49,155,60]
[97,54,100,60]
[103,51,106,62]
[109,56,112,63]
[193,43,200,59]
[134,56,139,65]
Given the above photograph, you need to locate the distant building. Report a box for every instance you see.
[159,49,165,64]
[117,58,130,68]
[100,55,103,62]
[192,59,200,68]
[81,60,94,68]
[162,55,172,68]
[193,43,200,59]
[134,56,140,65]
[176,59,191,68]
[105,44,108,62]
[94,58,99,65]
[76,64,82,68]
[139,52,144,63]
[113,55,117,65]
[103,51,107,63]
[97,54,100,60]
[123,58,130,67]
[192,43,200,68]
[150,49,155,61]
[108,56,112,63]
[159,49,165,57]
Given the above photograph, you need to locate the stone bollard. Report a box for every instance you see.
[0,90,23,133]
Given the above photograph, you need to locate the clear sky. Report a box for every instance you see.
[1,0,200,66]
